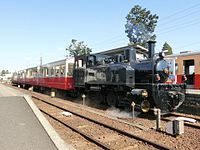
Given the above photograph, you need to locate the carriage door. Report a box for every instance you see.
[73,56,86,87]
[183,59,194,88]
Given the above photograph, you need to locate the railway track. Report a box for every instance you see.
[32,95,172,150]
[171,112,200,121]
[162,112,200,129]
[185,93,200,106]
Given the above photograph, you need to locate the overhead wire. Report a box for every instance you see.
[157,15,200,32]
[155,2,200,50]
[157,19,200,35]
[158,9,200,28]
[92,2,200,51]
[156,2,200,34]
[158,2,200,24]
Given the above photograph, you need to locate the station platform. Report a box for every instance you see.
[0,84,74,150]
[186,89,200,95]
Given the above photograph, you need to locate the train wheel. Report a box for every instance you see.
[106,91,118,107]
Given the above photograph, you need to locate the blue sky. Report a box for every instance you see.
[1,0,200,72]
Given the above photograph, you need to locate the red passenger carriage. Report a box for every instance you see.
[12,57,75,91]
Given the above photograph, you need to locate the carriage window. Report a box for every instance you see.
[75,59,84,68]
[75,61,78,69]
[60,65,65,76]
[47,68,50,77]
[183,59,194,85]
[67,63,74,76]
[51,67,54,77]
[26,70,29,77]
[43,68,48,77]
[27,70,31,78]
[96,55,106,65]
[183,59,194,75]
[78,59,83,67]
[55,66,60,76]
[31,70,33,78]
[175,63,178,74]
[33,71,37,78]
[189,66,194,74]
[39,68,43,78]
[87,55,96,67]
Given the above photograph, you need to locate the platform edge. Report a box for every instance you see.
[23,95,75,150]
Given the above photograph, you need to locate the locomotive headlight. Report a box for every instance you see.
[141,90,148,97]
[141,100,150,112]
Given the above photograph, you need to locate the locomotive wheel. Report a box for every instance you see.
[106,91,118,107]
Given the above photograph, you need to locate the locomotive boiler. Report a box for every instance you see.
[73,41,186,114]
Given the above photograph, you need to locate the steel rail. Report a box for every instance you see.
[33,95,172,150]
[170,112,200,122]
[40,109,113,150]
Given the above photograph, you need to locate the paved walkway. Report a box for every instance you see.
[0,96,57,150]
[0,83,24,97]
[0,84,74,150]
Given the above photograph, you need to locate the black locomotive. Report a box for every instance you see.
[73,41,186,114]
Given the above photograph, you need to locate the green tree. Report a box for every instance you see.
[66,39,92,57]
[125,5,159,46]
[162,42,173,55]
[5,70,9,74]
[1,70,6,76]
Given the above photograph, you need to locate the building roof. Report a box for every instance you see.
[94,44,148,56]
[165,51,200,58]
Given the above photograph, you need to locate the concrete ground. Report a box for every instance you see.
[0,84,74,150]
[0,83,24,97]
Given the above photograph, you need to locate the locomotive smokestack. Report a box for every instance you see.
[148,41,156,58]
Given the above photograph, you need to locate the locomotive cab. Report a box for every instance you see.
[73,49,137,106]
[73,55,87,87]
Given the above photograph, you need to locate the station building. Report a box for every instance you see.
[166,51,200,89]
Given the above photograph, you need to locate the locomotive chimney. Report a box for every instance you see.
[148,41,156,58]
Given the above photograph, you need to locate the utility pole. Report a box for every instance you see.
[40,56,42,66]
